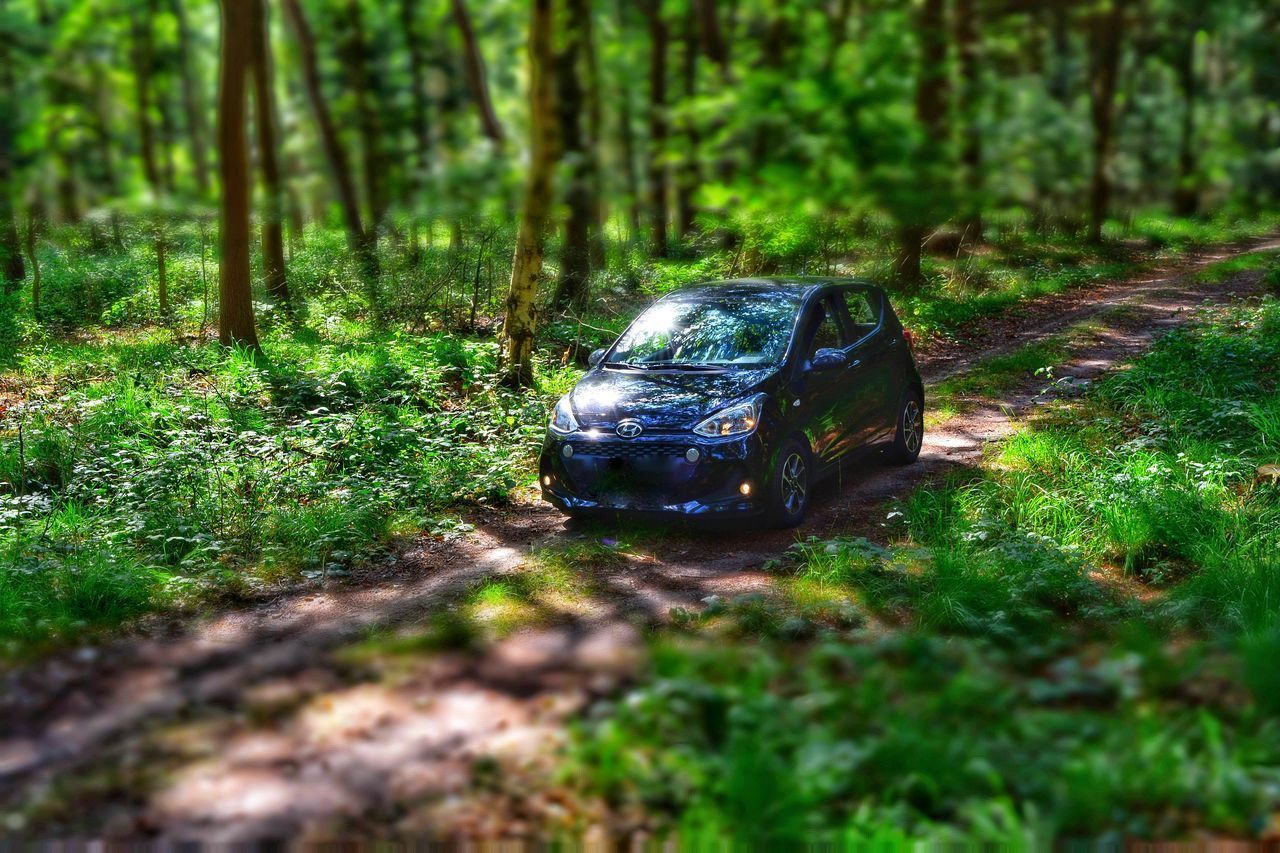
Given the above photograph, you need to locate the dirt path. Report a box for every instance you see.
[1,240,1276,840]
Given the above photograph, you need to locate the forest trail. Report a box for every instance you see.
[1,239,1278,839]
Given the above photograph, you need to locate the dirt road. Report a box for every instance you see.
[1,240,1277,839]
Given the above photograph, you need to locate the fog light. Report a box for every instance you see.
[562,444,574,459]
[541,475,551,487]
[685,447,700,463]
[739,482,752,496]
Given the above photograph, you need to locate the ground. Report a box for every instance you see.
[1,237,1278,840]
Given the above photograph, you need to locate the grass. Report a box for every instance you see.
[0,211,1275,659]
[0,321,580,658]
[563,294,1280,842]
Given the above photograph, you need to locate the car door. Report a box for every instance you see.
[792,293,853,464]
[838,288,899,447]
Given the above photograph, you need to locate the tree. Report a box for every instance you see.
[500,0,557,387]
[282,0,378,282]
[675,2,701,242]
[451,0,506,146]
[553,0,592,312]
[217,0,262,351]
[131,1,171,315]
[249,0,289,309]
[0,0,22,291]
[896,0,950,288]
[400,0,432,183]
[170,0,211,196]
[1087,0,1127,244]
[340,0,387,229]
[955,0,984,243]
[643,0,669,258]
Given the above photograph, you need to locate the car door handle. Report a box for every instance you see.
[847,359,862,369]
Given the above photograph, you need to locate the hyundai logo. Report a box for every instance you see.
[616,419,644,439]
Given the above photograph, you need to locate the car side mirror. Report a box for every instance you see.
[810,348,848,371]
[588,348,606,367]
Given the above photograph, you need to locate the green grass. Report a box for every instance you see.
[0,212,1274,658]
[0,320,579,657]
[563,295,1280,842]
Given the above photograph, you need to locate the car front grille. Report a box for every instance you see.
[570,440,689,460]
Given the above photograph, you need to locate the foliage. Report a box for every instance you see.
[567,296,1280,840]
[0,321,578,656]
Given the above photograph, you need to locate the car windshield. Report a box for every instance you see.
[606,293,801,368]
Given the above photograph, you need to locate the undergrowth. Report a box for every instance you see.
[566,296,1280,842]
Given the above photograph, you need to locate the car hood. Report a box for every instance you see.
[570,366,775,432]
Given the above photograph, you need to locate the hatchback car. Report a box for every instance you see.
[539,278,924,526]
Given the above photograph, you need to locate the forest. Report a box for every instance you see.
[1,0,1280,843]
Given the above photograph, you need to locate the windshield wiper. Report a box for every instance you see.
[637,362,727,372]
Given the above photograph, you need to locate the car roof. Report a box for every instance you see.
[660,277,881,301]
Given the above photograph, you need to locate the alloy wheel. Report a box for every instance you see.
[903,399,923,454]
[781,452,808,516]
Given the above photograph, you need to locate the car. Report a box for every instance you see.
[538,278,924,527]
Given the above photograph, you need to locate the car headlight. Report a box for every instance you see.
[549,394,579,435]
[693,395,764,438]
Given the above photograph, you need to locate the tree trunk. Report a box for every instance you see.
[895,224,925,291]
[156,222,169,316]
[898,0,948,289]
[24,208,40,318]
[249,0,290,309]
[131,13,161,192]
[694,0,729,74]
[1172,31,1198,217]
[618,80,643,240]
[0,18,21,290]
[554,0,591,312]
[581,0,607,267]
[1087,0,1125,244]
[171,0,211,196]
[676,3,700,242]
[341,0,386,229]
[501,0,557,387]
[218,0,262,351]
[955,0,983,244]
[645,1,669,258]
[401,0,432,181]
[282,0,377,281]
[615,0,643,241]
[450,0,506,146]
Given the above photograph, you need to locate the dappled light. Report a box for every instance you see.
[1,0,1280,842]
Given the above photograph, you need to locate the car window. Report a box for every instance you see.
[805,297,847,361]
[843,291,881,341]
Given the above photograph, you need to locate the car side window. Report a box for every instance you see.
[843,291,881,342]
[805,297,847,362]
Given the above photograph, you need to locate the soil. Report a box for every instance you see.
[0,238,1276,841]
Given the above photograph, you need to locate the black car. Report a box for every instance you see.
[539,278,924,526]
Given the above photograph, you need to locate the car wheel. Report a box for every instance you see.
[889,389,924,464]
[767,438,812,528]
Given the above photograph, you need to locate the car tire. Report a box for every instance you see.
[888,389,924,464]
[767,438,812,528]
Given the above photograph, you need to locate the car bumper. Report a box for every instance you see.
[538,431,767,517]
